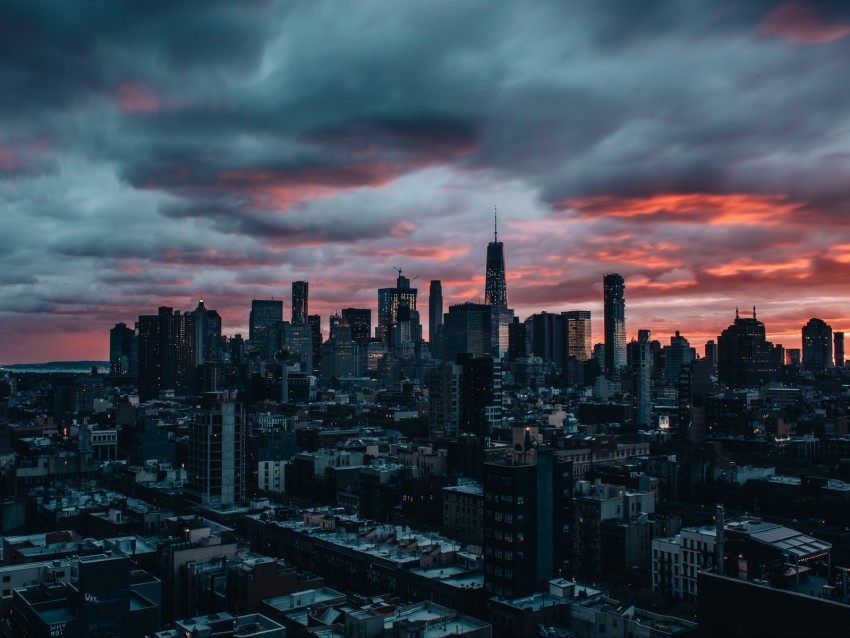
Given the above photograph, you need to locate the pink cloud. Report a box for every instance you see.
[117,82,161,113]
[761,2,850,45]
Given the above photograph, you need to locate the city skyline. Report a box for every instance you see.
[4,1,850,362]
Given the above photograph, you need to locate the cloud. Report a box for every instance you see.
[3,0,850,361]
[761,2,850,45]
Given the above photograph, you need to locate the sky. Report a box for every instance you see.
[2,0,850,363]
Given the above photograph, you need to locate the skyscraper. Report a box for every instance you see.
[603,273,626,374]
[484,210,512,358]
[717,308,782,388]
[443,302,492,364]
[629,329,652,427]
[429,280,443,344]
[341,308,372,345]
[563,310,592,362]
[249,299,283,361]
[291,281,308,325]
[377,270,417,347]
[186,391,246,506]
[137,307,196,401]
[528,312,568,367]
[802,317,833,372]
[664,330,695,383]
[485,209,507,308]
[189,299,222,366]
[835,332,845,367]
[308,314,322,375]
[109,322,135,376]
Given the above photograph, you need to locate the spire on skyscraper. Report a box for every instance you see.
[494,205,498,243]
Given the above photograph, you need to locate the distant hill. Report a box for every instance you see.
[0,361,109,373]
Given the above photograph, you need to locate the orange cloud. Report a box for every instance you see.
[373,244,468,260]
[563,193,803,226]
[761,2,850,45]
[705,257,812,278]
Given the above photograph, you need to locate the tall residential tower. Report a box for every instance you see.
[603,273,626,374]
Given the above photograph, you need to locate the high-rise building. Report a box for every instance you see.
[835,332,845,367]
[664,330,695,383]
[278,322,314,373]
[341,308,372,345]
[704,339,718,371]
[528,312,568,368]
[507,316,528,361]
[377,270,418,347]
[717,308,782,388]
[563,310,592,362]
[138,307,196,401]
[308,314,322,375]
[629,329,652,427]
[109,322,136,376]
[189,299,222,366]
[427,352,502,436]
[429,280,443,345]
[321,325,360,379]
[483,427,572,598]
[484,210,512,359]
[485,209,507,309]
[603,273,626,374]
[186,391,246,506]
[291,281,308,325]
[443,303,491,364]
[249,300,283,362]
[802,317,833,372]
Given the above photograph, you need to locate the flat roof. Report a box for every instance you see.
[443,484,483,496]
[750,526,831,559]
[264,587,345,612]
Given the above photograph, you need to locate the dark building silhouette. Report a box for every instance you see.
[377,270,418,347]
[443,303,492,364]
[138,307,196,401]
[186,392,246,507]
[664,330,695,383]
[308,314,322,375]
[341,308,372,345]
[629,329,652,426]
[109,322,136,376]
[678,357,712,441]
[321,325,360,379]
[189,299,222,365]
[483,427,572,598]
[704,339,718,371]
[291,281,308,325]
[528,312,567,368]
[835,331,845,367]
[603,273,626,374]
[507,316,528,361]
[249,299,283,362]
[802,317,833,372]
[429,280,443,345]
[717,308,781,389]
